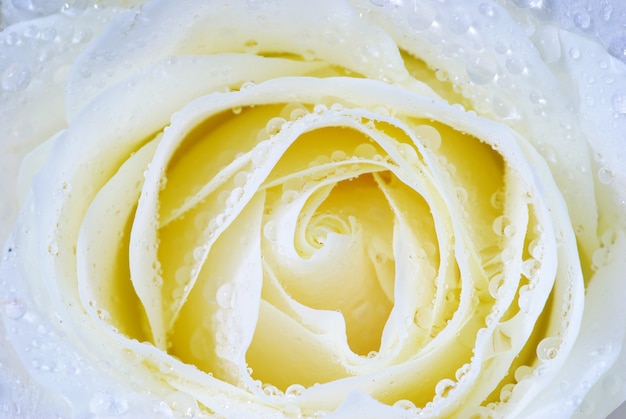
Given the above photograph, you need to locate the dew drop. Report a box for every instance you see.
[262,384,283,397]
[518,286,533,313]
[511,0,543,9]
[521,259,541,279]
[4,299,26,320]
[611,94,626,114]
[407,3,436,31]
[455,363,471,381]
[234,171,249,187]
[285,383,306,397]
[434,378,456,398]
[466,56,497,85]
[450,14,471,35]
[413,125,441,150]
[313,104,328,114]
[598,167,615,184]
[2,63,32,92]
[488,274,505,298]
[492,215,511,236]
[514,365,533,382]
[396,142,418,165]
[330,150,347,162]
[573,10,591,29]
[240,80,256,90]
[89,391,128,416]
[608,35,626,63]
[354,143,378,159]
[283,404,302,418]
[163,391,198,418]
[536,336,562,362]
[499,383,515,402]
[263,220,278,241]
[393,399,416,410]
[592,247,613,269]
[266,117,286,135]
[569,47,581,59]
[216,283,234,309]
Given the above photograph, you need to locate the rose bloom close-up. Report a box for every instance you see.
[1,0,626,418]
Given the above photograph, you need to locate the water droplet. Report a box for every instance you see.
[216,283,234,309]
[313,104,328,114]
[598,167,615,185]
[608,35,626,63]
[514,365,533,382]
[521,259,541,279]
[492,215,511,236]
[488,274,505,298]
[592,247,613,269]
[611,93,626,114]
[573,10,591,29]
[2,63,32,92]
[518,285,533,313]
[354,143,378,159]
[266,117,286,135]
[455,363,471,381]
[47,242,59,256]
[4,299,26,320]
[283,404,302,418]
[499,383,515,402]
[479,3,495,17]
[493,96,519,119]
[393,399,416,410]
[263,220,277,241]
[240,81,256,90]
[407,3,436,31]
[163,391,198,418]
[435,378,456,398]
[61,0,89,17]
[511,0,543,9]
[285,383,305,397]
[466,56,497,85]
[89,391,128,416]
[569,47,581,59]
[450,13,471,34]
[414,307,432,329]
[413,124,441,150]
[536,337,562,362]
[262,384,283,396]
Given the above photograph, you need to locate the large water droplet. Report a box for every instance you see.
[163,391,198,418]
[407,3,436,31]
[216,283,234,309]
[434,378,456,398]
[4,299,26,320]
[467,56,497,85]
[536,337,562,362]
[2,63,32,92]
[608,35,626,63]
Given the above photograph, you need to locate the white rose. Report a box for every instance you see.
[1,0,625,418]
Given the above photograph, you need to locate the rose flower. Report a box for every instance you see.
[1,0,625,418]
